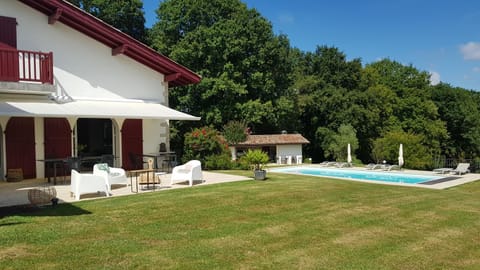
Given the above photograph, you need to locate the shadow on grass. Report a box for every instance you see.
[0,202,91,220]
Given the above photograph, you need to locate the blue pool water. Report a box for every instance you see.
[270,167,442,184]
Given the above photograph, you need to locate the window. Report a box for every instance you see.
[0,16,17,48]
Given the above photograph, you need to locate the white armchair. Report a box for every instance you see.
[171,160,203,187]
[296,155,303,164]
[70,169,110,201]
[93,163,128,192]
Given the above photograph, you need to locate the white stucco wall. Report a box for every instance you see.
[1,2,167,103]
[277,145,303,158]
[143,119,167,154]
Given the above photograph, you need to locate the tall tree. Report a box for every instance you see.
[431,83,480,158]
[150,0,294,141]
[366,59,448,156]
[67,0,148,43]
[292,46,365,161]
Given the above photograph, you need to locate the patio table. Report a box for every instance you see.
[37,158,66,185]
[128,168,164,193]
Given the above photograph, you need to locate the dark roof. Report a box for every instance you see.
[19,0,201,87]
[234,134,310,147]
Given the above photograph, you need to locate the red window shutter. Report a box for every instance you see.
[6,117,36,179]
[0,16,17,48]
[121,119,143,170]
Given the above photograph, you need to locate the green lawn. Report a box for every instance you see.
[1,171,480,269]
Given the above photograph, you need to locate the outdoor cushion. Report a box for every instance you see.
[96,163,110,173]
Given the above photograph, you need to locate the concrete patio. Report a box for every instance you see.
[0,171,251,208]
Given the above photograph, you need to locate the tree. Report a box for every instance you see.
[431,83,480,158]
[150,0,294,152]
[372,131,431,169]
[223,120,247,145]
[67,0,148,43]
[292,47,363,162]
[366,59,448,157]
[319,124,359,161]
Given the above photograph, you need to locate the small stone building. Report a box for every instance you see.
[230,134,310,164]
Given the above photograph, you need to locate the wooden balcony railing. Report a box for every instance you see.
[0,48,53,84]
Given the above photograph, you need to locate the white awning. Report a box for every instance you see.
[0,100,200,120]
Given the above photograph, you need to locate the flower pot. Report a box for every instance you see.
[254,169,266,180]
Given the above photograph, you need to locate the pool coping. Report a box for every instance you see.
[268,164,480,190]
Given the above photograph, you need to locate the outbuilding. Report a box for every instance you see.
[230,133,310,164]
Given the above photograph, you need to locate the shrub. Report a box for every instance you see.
[242,149,269,170]
[372,131,432,169]
[204,153,233,170]
[183,126,230,167]
[232,158,251,170]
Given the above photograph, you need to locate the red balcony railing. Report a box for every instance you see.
[0,48,53,84]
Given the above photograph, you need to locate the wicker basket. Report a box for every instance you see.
[28,187,57,206]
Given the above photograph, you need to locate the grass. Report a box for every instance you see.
[1,170,480,269]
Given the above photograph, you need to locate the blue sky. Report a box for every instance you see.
[143,0,480,91]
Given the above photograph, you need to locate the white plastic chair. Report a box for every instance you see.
[93,163,128,192]
[296,155,303,164]
[171,160,203,187]
[70,169,110,201]
[286,155,292,165]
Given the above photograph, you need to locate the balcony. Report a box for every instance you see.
[0,47,53,85]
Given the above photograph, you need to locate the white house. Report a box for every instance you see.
[0,0,201,180]
[230,134,310,164]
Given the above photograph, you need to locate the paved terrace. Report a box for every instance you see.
[1,166,479,209]
[0,172,251,208]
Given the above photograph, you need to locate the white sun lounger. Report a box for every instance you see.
[451,163,470,175]
[433,168,452,174]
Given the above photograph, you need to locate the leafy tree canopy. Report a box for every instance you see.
[151,0,294,137]
[78,0,480,165]
[373,131,432,169]
[67,0,148,42]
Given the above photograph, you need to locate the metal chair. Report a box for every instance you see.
[128,152,146,170]
[100,154,115,167]
[66,157,82,172]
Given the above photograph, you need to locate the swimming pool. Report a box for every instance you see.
[270,166,442,185]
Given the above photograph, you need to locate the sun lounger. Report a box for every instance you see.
[366,163,384,170]
[433,168,452,174]
[319,161,337,167]
[383,164,400,171]
[365,163,376,169]
[451,163,470,175]
[336,162,352,168]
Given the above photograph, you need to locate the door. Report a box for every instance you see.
[6,117,36,179]
[44,118,71,176]
[121,119,143,170]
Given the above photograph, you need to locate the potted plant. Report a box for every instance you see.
[243,149,269,180]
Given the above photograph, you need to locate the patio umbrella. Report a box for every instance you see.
[347,143,352,163]
[398,143,404,167]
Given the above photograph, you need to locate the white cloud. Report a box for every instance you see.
[473,67,480,73]
[429,71,441,85]
[460,42,480,60]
